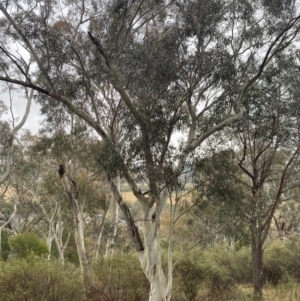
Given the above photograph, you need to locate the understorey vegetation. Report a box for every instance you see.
[1,239,300,301]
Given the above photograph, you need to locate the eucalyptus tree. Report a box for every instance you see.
[195,54,300,299]
[192,149,250,248]
[233,57,300,300]
[0,0,300,299]
[0,87,32,185]
[0,101,11,190]
[0,87,32,258]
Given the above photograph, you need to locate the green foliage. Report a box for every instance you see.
[283,240,300,281]
[263,240,300,285]
[263,241,289,285]
[193,150,250,245]
[0,257,84,301]
[174,247,237,301]
[231,247,252,284]
[9,232,48,259]
[195,150,244,205]
[205,247,235,293]
[173,240,300,300]
[174,250,207,301]
[0,119,11,160]
[86,251,149,301]
[63,234,79,266]
[96,141,125,179]
[0,230,11,261]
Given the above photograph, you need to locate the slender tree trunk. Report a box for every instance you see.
[38,202,58,261]
[105,176,120,257]
[54,225,64,263]
[93,204,109,261]
[251,229,264,300]
[55,220,70,264]
[46,225,54,260]
[60,166,88,273]
[73,204,88,273]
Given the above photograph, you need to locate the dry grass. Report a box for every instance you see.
[120,184,194,204]
[179,283,300,301]
[263,283,300,301]
[120,191,137,203]
[0,185,16,201]
[236,283,300,301]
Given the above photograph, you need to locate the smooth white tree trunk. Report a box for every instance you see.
[93,205,109,261]
[55,220,70,264]
[105,175,120,257]
[40,200,69,263]
[61,169,88,273]
[138,204,172,301]
[74,207,88,273]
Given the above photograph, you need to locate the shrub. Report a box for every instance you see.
[203,246,235,292]
[85,251,149,301]
[174,250,208,301]
[173,247,236,300]
[263,240,291,286]
[209,264,234,292]
[231,247,252,284]
[284,240,300,281]
[9,232,48,258]
[0,257,84,301]
[0,230,11,261]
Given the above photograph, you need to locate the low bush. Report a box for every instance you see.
[86,251,149,301]
[174,249,208,301]
[9,232,48,258]
[0,230,10,261]
[231,247,252,284]
[283,240,300,281]
[173,247,236,300]
[0,257,84,301]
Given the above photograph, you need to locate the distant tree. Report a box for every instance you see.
[0,86,32,185]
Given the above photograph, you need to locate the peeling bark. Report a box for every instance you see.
[108,177,144,252]
[138,204,171,301]
[107,175,172,300]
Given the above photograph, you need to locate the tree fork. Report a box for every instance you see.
[109,177,144,252]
